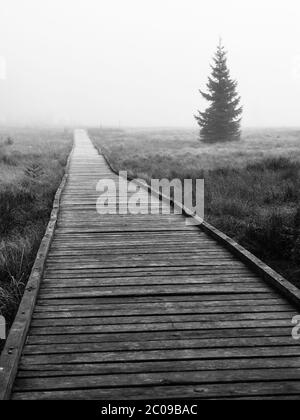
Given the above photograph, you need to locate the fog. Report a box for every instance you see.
[0,0,299,127]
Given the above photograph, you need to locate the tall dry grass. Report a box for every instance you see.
[0,128,72,344]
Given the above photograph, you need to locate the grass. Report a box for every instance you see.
[90,127,300,288]
[0,128,72,346]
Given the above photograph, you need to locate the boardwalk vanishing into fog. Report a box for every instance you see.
[1,130,300,400]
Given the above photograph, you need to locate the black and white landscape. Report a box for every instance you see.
[0,0,300,403]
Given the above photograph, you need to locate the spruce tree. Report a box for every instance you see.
[195,41,242,143]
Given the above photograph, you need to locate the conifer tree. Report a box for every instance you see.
[195,41,242,143]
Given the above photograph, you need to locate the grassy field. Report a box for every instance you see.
[0,128,72,340]
[90,127,300,288]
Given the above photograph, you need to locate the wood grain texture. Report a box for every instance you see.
[1,129,300,401]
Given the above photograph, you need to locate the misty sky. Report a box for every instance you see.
[0,0,300,127]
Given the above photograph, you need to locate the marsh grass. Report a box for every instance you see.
[90,127,300,287]
[0,128,72,345]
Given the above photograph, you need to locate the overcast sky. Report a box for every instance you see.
[0,0,300,127]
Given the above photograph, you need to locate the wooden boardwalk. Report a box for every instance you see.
[1,129,300,400]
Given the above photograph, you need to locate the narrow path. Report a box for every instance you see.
[10,130,300,399]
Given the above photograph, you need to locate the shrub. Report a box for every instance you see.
[5,137,14,146]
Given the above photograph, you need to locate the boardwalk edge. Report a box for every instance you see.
[96,139,300,310]
[0,137,75,400]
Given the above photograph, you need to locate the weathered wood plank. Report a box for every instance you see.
[32,304,292,319]
[13,368,300,392]
[22,336,298,356]
[28,319,295,335]
[12,381,300,400]
[17,356,300,378]
[33,299,289,312]
[40,277,260,289]
[19,346,300,365]
[25,327,293,345]
[34,293,278,305]
[30,312,296,328]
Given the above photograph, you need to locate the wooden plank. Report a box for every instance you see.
[13,368,300,392]
[28,319,295,335]
[40,276,260,288]
[33,299,289,313]
[12,381,300,400]
[46,253,236,261]
[17,357,300,378]
[25,327,293,345]
[21,336,298,355]
[34,293,278,305]
[37,284,271,298]
[44,260,246,269]
[19,346,300,365]
[42,270,254,279]
[48,248,232,256]
[32,304,292,319]
[29,312,296,328]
